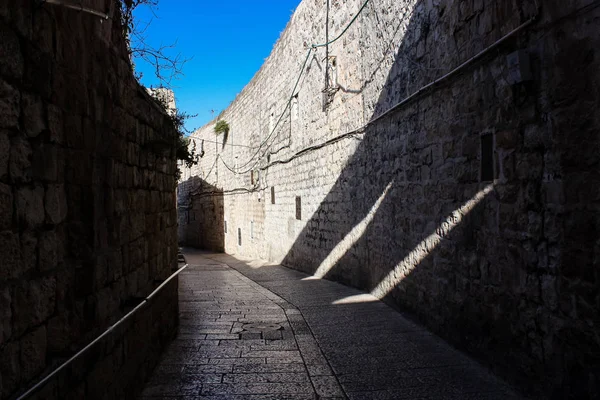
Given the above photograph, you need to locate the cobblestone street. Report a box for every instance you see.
[141,250,521,400]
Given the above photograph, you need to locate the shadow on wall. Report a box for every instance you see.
[178,176,225,252]
[281,1,599,399]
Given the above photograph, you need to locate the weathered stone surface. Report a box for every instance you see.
[0,341,20,398]
[64,114,84,149]
[45,184,68,224]
[46,314,71,353]
[496,129,519,149]
[9,136,32,183]
[16,185,44,228]
[0,287,11,346]
[39,230,59,271]
[0,80,19,129]
[0,231,21,280]
[0,22,23,79]
[32,143,58,182]
[0,130,9,178]
[0,182,12,230]
[0,0,8,19]
[0,2,179,398]
[14,276,56,335]
[46,104,63,144]
[20,230,37,273]
[20,325,47,383]
[22,93,46,137]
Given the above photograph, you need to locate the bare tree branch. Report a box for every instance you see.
[120,0,191,88]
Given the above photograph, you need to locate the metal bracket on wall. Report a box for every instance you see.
[321,86,339,112]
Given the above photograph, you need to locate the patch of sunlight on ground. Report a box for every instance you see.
[332,293,379,305]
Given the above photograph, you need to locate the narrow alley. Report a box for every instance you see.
[2,1,599,398]
[141,250,521,400]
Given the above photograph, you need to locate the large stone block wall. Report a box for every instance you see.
[177,177,224,252]
[178,0,599,398]
[0,1,179,399]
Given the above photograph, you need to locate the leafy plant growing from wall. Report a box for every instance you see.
[214,120,230,136]
[214,120,230,149]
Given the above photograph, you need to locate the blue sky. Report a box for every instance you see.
[132,1,301,132]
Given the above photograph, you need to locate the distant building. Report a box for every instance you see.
[147,87,176,116]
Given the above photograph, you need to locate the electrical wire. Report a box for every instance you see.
[188,136,255,149]
[260,130,364,169]
[206,0,552,186]
[312,0,371,48]
[218,0,373,175]
[368,13,539,126]
[186,0,600,203]
[218,0,540,179]
[189,128,364,200]
[219,47,315,175]
[191,187,257,199]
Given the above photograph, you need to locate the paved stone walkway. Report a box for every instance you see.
[141,250,522,400]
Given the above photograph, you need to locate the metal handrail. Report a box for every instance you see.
[15,264,189,400]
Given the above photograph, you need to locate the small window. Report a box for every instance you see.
[250,170,259,186]
[295,196,302,220]
[271,186,275,204]
[481,133,494,181]
[224,220,227,233]
[238,228,242,246]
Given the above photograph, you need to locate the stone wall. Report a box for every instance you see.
[0,1,179,398]
[177,177,224,252]
[178,0,600,398]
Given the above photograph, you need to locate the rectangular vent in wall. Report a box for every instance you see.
[481,133,494,182]
[224,220,227,233]
[238,228,242,246]
[271,187,275,204]
[295,196,302,220]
